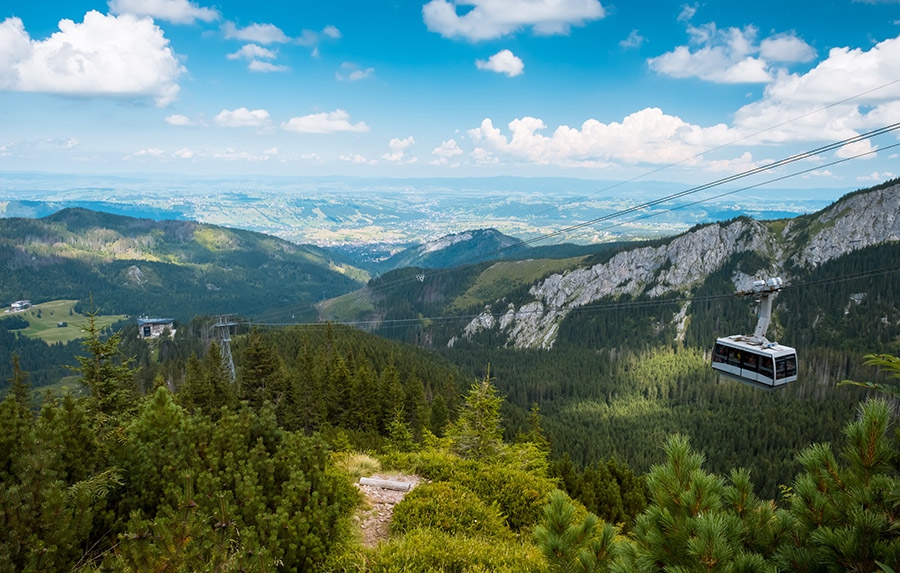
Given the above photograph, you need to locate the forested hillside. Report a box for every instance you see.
[0,208,365,319]
[311,181,900,499]
[3,311,899,571]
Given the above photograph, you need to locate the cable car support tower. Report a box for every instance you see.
[213,315,238,384]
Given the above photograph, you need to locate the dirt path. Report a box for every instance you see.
[354,473,421,547]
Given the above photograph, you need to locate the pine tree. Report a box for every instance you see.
[776,399,900,571]
[238,329,287,411]
[535,489,617,573]
[617,434,783,572]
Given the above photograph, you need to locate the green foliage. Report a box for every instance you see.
[551,454,647,531]
[387,407,415,453]
[7,353,30,409]
[447,373,506,460]
[840,353,900,399]
[776,399,900,572]
[76,305,137,419]
[456,463,556,532]
[109,387,359,571]
[392,482,508,538]
[616,434,788,572]
[346,528,548,572]
[0,209,363,321]
[535,490,617,573]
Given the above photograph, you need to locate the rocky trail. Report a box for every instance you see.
[354,473,421,547]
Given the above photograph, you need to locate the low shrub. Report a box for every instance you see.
[363,528,548,572]
[458,464,556,532]
[391,482,508,539]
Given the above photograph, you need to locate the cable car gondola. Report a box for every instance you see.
[711,277,798,390]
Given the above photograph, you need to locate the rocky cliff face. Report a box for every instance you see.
[458,181,900,349]
[791,186,900,268]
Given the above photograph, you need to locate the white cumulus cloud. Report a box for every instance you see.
[340,153,376,164]
[759,33,817,63]
[336,62,374,81]
[431,138,464,166]
[214,107,270,127]
[476,49,524,77]
[383,136,416,162]
[648,23,815,84]
[433,139,464,158]
[214,147,275,161]
[282,110,370,134]
[732,34,900,144]
[423,0,605,41]
[857,171,896,181]
[172,147,195,159]
[227,44,288,72]
[248,60,289,72]
[296,25,342,55]
[222,21,290,44]
[125,147,166,160]
[228,44,277,60]
[0,12,184,106]
[165,114,194,126]
[108,0,219,25]
[467,107,736,166]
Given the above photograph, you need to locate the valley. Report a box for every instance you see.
[0,176,898,571]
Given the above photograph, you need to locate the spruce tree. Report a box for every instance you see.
[7,353,30,410]
[76,305,135,419]
[446,373,505,461]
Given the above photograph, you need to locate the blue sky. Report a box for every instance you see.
[1,0,899,185]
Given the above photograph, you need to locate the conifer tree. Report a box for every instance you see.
[388,406,415,453]
[776,399,900,571]
[447,372,505,460]
[238,329,287,411]
[7,353,30,410]
[616,434,783,572]
[76,305,135,419]
[430,393,449,437]
[203,342,236,415]
[535,489,617,573]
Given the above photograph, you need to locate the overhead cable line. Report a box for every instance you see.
[244,261,900,333]
[525,77,900,219]
[332,124,900,302]
[243,124,900,326]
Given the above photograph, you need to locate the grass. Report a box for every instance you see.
[319,288,376,322]
[0,299,128,344]
[333,452,382,479]
[447,256,588,313]
[29,375,87,402]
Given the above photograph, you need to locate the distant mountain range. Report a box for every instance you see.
[0,173,848,248]
[1,179,898,351]
[320,178,900,353]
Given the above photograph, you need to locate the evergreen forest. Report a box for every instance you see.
[2,306,900,571]
[1,183,900,571]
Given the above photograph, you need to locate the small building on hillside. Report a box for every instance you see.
[10,300,31,312]
[138,317,175,339]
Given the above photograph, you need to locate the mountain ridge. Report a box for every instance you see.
[458,180,900,348]
[0,208,366,319]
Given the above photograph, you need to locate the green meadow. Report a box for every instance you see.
[1,299,128,344]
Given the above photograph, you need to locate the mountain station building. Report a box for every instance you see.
[138,317,175,339]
